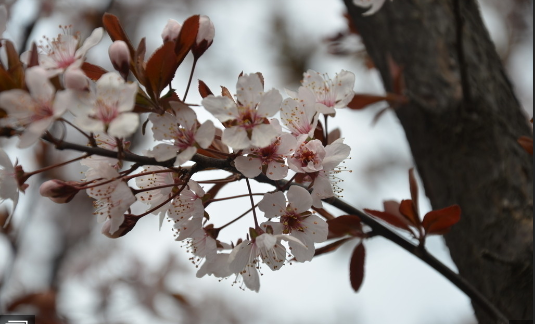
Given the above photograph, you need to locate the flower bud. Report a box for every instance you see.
[192,15,214,58]
[161,19,182,43]
[108,40,130,80]
[39,180,80,203]
[64,67,90,91]
[101,215,141,238]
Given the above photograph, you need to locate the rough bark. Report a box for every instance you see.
[343,0,533,322]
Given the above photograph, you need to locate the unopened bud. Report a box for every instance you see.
[101,215,141,238]
[161,19,182,43]
[192,15,214,58]
[108,40,130,80]
[39,179,80,203]
[64,67,90,91]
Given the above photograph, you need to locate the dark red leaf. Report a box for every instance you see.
[198,80,213,98]
[364,208,413,233]
[81,62,108,80]
[518,136,533,155]
[422,205,461,236]
[387,55,405,95]
[102,13,136,59]
[27,42,39,68]
[314,120,325,145]
[347,94,388,110]
[314,237,353,257]
[145,41,178,98]
[221,86,233,100]
[174,15,199,66]
[311,206,336,221]
[398,199,421,228]
[327,215,363,239]
[349,242,365,292]
[4,41,23,86]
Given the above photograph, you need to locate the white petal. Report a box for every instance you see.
[287,185,312,214]
[334,70,355,107]
[0,148,13,171]
[241,264,260,292]
[194,120,215,148]
[236,73,263,108]
[276,133,297,155]
[228,240,253,273]
[258,191,286,218]
[289,232,315,262]
[174,104,197,130]
[187,180,205,198]
[302,215,329,242]
[323,138,351,170]
[174,146,197,166]
[0,90,35,117]
[202,96,238,122]
[107,112,139,138]
[234,156,262,178]
[265,161,287,180]
[256,89,282,118]
[148,143,178,162]
[52,90,72,118]
[26,67,55,103]
[250,123,278,148]
[302,69,325,89]
[18,118,53,148]
[222,126,249,150]
[75,27,104,58]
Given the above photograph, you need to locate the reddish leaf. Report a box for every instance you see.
[518,136,533,155]
[198,80,213,98]
[363,208,413,233]
[408,168,420,216]
[102,13,136,59]
[314,237,353,257]
[4,41,23,87]
[422,205,461,236]
[27,42,40,68]
[387,55,405,95]
[145,41,178,98]
[81,62,108,80]
[174,15,199,66]
[133,37,147,85]
[327,128,341,145]
[314,120,325,145]
[221,86,233,100]
[349,242,366,292]
[347,94,388,110]
[0,65,17,91]
[398,199,420,228]
[327,215,363,239]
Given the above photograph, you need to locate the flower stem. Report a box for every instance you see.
[245,178,259,229]
[217,204,258,230]
[183,57,198,101]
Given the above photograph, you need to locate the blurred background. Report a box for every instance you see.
[0,0,532,323]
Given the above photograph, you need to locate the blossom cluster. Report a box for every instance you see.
[0,13,356,292]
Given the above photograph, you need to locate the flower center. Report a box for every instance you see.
[94,99,119,125]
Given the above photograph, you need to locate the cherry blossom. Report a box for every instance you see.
[161,19,182,43]
[67,72,139,138]
[0,67,69,148]
[135,166,175,228]
[281,87,320,138]
[202,73,282,150]
[288,69,355,115]
[86,163,136,234]
[353,0,391,16]
[234,120,296,180]
[288,136,326,173]
[22,26,103,77]
[168,180,206,231]
[80,133,121,169]
[148,103,215,166]
[197,253,233,279]
[108,40,130,80]
[258,186,328,262]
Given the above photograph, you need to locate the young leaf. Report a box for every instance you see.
[314,237,353,257]
[102,13,136,59]
[198,80,213,98]
[174,15,200,66]
[327,215,363,239]
[311,206,336,221]
[349,242,366,292]
[145,41,178,98]
[81,62,108,80]
[364,208,414,234]
[347,94,388,110]
[398,199,420,228]
[4,41,23,87]
[422,205,461,236]
[518,136,533,155]
[27,42,40,68]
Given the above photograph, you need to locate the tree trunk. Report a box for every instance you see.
[343,0,533,322]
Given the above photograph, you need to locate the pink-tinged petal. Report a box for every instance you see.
[75,27,104,58]
[26,67,55,103]
[256,88,282,118]
[333,70,355,107]
[187,180,205,198]
[107,112,139,138]
[276,133,297,155]
[236,73,263,108]
[18,118,54,148]
[222,126,249,150]
[289,231,315,262]
[302,69,325,90]
[228,240,253,274]
[261,221,284,234]
[241,263,260,292]
[149,143,177,162]
[235,156,262,178]
[287,185,312,214]
[250,123,278,148]
[302,215,328,242]
[265,161,287,180]
[202,96,238,122]
[116,82,138,113]
[194,120,215,148]
[323,138,351,170]
[52,90,72,118]
[316,102,336,115]
[174,146,197,166]
[75,115,105,133]
[149,112,177,141]
[285,88,298,99]
[174,104,197,130]
[0,90,35,116]
[258,191,286,218]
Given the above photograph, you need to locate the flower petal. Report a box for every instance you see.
[202,96,238,122]
[222,126,249,150]
[287,185,313,214]
[234,156,262,178]
[256,88,282,118]
[236,73,263,108]
[174,146,197,166]
[250,123,278,148]
[194,120,215,149]
[107,112,139,138]
[149,143,178,162]
[258,191,287,218]
[75,27,104,58]
[18,118,54,148]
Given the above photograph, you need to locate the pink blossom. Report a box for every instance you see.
[281,87,320,138]
[168,180,206,231]
[288,136,326,173]
[0,67,69,148]
[135,166,175,228]
[148,103,215,166]
[39,179,80,203]
[161,19,182,43]
[202,73,282,150]
[108,40,130,80]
